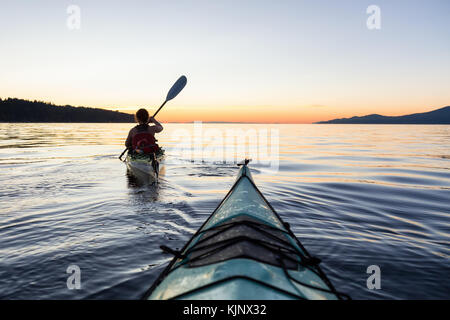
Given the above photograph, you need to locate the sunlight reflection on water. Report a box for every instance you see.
[0,123,449,299]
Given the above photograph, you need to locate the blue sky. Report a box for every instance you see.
[1,0,449,122]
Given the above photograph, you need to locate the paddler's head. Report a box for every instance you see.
[135,108,149,124]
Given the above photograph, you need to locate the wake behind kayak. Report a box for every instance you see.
[143,160,349,300]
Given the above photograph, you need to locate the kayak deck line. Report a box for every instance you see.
[143,161,350,300]
[158,275,310,300]
[170,217,313,271]
[156,223,345,300]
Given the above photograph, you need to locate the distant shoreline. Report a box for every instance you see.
[2,122,449,125]
[0,98,133,123]
[1,98,449,124]
[316,106,450,124]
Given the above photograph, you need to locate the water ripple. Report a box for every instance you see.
[0,123,449,299]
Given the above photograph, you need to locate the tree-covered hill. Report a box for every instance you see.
[0,98,134,122]
[316,106,450,124]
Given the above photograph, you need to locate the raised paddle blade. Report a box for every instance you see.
[166,75,187,101]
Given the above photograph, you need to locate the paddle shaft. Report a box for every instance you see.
[152,100,167,118]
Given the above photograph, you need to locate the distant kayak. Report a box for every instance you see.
[125,149,164,182]
[143,160,349,300]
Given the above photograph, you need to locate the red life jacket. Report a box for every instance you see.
[132,132,159,154]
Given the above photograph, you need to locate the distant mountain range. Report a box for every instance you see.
[316,106,450,124]
[0,98,133,122]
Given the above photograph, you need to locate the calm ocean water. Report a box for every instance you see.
[0,123,449,300]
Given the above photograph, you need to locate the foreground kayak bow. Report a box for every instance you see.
[143,160,349,300]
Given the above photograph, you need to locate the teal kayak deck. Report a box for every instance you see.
[144,162,348,300]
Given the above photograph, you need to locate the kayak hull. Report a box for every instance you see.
[125,153,164,182]
[144,163,347,300]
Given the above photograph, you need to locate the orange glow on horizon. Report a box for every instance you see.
[115,104,446,124]
[117,107,327,123]
[3,93,447,124]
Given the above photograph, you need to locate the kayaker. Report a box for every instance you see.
[125,108,163,154]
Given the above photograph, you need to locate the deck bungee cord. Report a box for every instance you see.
[143,160,350,300]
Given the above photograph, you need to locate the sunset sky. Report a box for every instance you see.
[1,0,449,123]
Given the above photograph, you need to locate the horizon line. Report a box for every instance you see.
[1,97,448,124]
